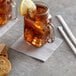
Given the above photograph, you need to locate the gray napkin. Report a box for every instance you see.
[11,36,63,62]
[0,18,19,37]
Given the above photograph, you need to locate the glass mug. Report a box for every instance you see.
[24,1,55,47]
[0,0,17,26]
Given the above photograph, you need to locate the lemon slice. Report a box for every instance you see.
[0,56,11,76]
[20,0,36,16]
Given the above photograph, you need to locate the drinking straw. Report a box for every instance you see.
[56,15,76,46]
[58,26,76,54]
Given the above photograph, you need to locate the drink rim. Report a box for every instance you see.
[34,1,49,16]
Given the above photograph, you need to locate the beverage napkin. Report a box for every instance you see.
[0,18,19,37]
[11,36,63,62]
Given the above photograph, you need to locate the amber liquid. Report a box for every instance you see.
[0,0,12,26]
[24,4,51,47]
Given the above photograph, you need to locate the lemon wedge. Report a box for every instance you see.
[20,0,36,16]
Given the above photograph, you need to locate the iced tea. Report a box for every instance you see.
[24,2,55,47]
[0,0,17,26]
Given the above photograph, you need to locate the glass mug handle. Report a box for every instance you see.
[11,1,17,20]
[47,21,55,43]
